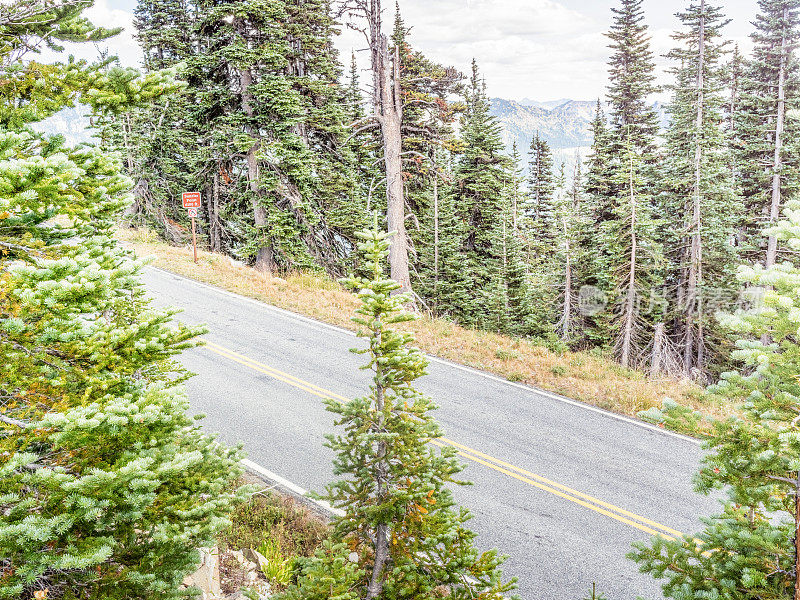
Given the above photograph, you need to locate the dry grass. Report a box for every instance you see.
[219,477,329,557]
[119,226,728,429]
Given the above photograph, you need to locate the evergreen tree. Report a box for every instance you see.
[579,101,614,347]
[660,0,740,376]
[736,0,800,267]
[0,2,243,597]
[126,0,359,272]
[526,131,556,243]
[598,0,664,367]
[451,61,520,330]
[281,224,516,600]
[602,131,664,367]
[630,196,800,598]
[606,0,660,152]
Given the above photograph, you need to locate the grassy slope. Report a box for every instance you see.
[121,227,728,426]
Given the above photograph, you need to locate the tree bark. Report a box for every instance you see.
[795,469,800,600]
[366,321,390,600]
[361,0,413,295]
[767,5,788,269]
[433,174,439,300]
[207,169,221,252]
[685,0,706,373]
[381,40,412,293]
[561,216,572,341]
[620,137,638,369]
[236,19,275,273]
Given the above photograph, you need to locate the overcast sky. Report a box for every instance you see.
[77,0,760,102]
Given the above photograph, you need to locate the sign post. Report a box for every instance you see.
[182,192,202,264]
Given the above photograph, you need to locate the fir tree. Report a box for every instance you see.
[660,0,740,376]
[606,0,660,152]
[0,2,244,596]
[451,61,522,331]
[598,0,664,367]
[736,0,800,267]
[630,196,800,598]
[281,224,517,600]
[526,131,556,243]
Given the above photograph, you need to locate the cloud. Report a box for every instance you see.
[337,0,611,100]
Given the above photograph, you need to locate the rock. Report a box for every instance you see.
[348,551,359,563]
[243,548,270,572]
[183,547,222,600]
[230,550,245,564]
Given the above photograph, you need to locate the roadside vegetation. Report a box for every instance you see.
[119,226,724,432]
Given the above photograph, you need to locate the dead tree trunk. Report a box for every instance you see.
[433,174,439,300]
[380,41,411,293]
[344,0,412,295]
[767,5,788,269]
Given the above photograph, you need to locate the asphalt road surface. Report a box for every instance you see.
[142,266,719,600]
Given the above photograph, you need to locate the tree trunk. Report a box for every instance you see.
[236,29,275,273]
[207,169,221,252]
[380,39,412,293]
[620,138,638,368]
[433,174,439,300]
[561,214,572,341]
[650,322,665,377]
[366,323,390,600]
[767,6,788,269]
[685,0,706,373]
[795,469,800,600]
[363,0,412,295]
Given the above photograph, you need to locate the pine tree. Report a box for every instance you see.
[736,0,800,267]
[556,156,586,342]
[630,196,800,598]
[451,61,518,329]
[0,2,244,596]
[578,101,614,346]
[660,0,740,376]
[526,131,556,243]
[599,0,664,367]
[602,131,664,367]
[125,0,358,272]
[280,224,516,600]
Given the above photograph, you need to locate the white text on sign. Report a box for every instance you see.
[182,191,202,209]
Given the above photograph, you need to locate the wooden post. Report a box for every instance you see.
[191,215,198,264]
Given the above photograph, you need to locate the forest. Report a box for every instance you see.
[95,0,800,382]
[7,0,800,598]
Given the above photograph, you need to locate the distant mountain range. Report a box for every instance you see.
[490,98,596,158]
[489,97,669,171]
[33,98,668,175]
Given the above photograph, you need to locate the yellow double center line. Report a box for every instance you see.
[202,340,686,541]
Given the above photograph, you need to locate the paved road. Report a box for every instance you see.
[142,266,719,600]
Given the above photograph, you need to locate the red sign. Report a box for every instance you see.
[182,191,202,209]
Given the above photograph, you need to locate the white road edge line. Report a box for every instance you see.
[241,458,345,517]
[146,265,701,446]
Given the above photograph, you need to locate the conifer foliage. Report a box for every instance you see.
[0,1,244,597]
[282,223,516,600]
[630,197,800,598]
